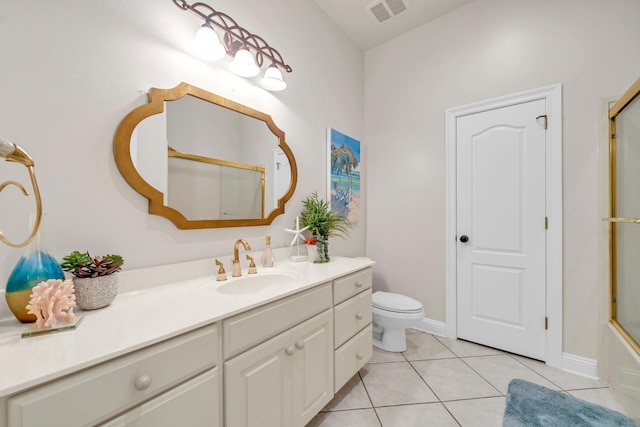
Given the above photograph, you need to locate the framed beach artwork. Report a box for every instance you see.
[327,128,361,223]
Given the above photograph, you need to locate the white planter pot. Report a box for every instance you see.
[72,274,118,310]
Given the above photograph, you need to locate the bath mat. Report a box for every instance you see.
[502,379,635,427]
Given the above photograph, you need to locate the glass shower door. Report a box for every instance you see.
[609,79,640,354]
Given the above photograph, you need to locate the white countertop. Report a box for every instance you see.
[0,255,374,397]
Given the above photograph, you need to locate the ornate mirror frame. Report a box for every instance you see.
[113,82,298,229]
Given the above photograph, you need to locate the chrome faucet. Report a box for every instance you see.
[232,239,251,277]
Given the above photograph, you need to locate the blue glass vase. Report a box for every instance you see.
[5,214,64,323]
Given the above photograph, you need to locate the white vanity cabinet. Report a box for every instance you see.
[332,268,373,392]
[4,324,221,427]
[0,259,376,427]
[224,284,334,427]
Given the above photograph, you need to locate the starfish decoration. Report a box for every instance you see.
[284,216,309,246]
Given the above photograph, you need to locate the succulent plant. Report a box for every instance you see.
[60,251,124,278]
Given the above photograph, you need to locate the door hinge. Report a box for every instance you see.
[545,317,548,330]
[536,114,548,129]
[545,217,548,229]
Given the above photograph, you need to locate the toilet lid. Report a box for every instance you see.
[372,291,423,313]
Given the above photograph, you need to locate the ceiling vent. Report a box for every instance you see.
[367,0,411,24]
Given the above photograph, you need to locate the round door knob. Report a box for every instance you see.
[355,313,364,320]
[134,374,152,391]
[459,235,469,243]
[285,346,295,356]
[356,353,364,360]
[295,341,305,350]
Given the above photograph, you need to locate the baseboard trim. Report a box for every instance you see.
[412,317,447,337]
[415,317,600,380]
[562,353,599,380]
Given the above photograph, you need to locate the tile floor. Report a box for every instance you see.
[307,329,628,427]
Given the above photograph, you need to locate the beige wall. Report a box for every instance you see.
[0,0,366,317]
[365,0,640,359]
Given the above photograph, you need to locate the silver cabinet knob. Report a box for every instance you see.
[285,346,295,356]
[134,374,152,391]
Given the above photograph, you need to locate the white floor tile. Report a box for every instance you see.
[462,355,560,393]
[307,408,381,427]
[569,388,628,414]
[411,358,501,401]
[311,332,628,426]
[322,374,372,411]
[435,336,504,357]
[369,346,407,364]
[375,403,459,427]
[402,333,457,361]
[444,396,506,427]
[360,362,438,406]
[512,355,609,390]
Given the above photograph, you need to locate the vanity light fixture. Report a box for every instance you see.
[192,23,226,61]
[173,0,292,91]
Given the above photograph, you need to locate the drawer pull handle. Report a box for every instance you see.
[134,374,152,391]
[355,312,364,320]
[356,353,364,360]
[295,341,305,350]
[355,282,363,288]
[285,346,295,356]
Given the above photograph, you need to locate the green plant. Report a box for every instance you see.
[299,192,351,240]
[60,251,124,278]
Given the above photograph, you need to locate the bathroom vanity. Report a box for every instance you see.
[0,256,374,427]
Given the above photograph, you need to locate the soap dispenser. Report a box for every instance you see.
[261,235,274,267]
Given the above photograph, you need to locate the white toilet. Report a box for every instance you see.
[372,291,424,352]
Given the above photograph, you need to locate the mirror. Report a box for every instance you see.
[113,82,297,229]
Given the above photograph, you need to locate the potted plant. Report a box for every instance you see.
[299,192,351,263]
[60,251,124,310]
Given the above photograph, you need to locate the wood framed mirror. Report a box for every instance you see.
[113,82,297,229]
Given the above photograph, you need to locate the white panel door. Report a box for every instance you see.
[456,99,546,360]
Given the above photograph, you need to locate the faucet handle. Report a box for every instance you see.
[246,255,257,274]
[215,259,227,281]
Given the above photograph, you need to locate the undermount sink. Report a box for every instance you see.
[210,270,304,295]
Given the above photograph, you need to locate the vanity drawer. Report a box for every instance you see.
[7,324,218,427]
[223,283,332,359]
[334,324,372,393]
[334,289,372,348]
[333,268,372,305]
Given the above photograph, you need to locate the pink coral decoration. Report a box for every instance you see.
[26,279,77,329]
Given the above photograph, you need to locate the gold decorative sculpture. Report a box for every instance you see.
[0,136,43,247]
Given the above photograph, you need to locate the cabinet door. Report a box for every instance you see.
[291,309,334,427]
[225,331,292,427]
[100,368,220,427]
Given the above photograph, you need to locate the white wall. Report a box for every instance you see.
[365,0,640,359]
[0,0,365,309]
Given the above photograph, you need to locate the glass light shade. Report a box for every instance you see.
[260,65,287,91]
[229,48,260,77]
[192,24,226,61]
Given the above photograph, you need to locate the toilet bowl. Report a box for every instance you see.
[372,291,424,352]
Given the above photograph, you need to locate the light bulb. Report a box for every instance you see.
[192,24,226,61]
[260,65,287,91]
[229,48,260,77]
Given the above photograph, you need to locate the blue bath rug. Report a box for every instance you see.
[502,379,635,427]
